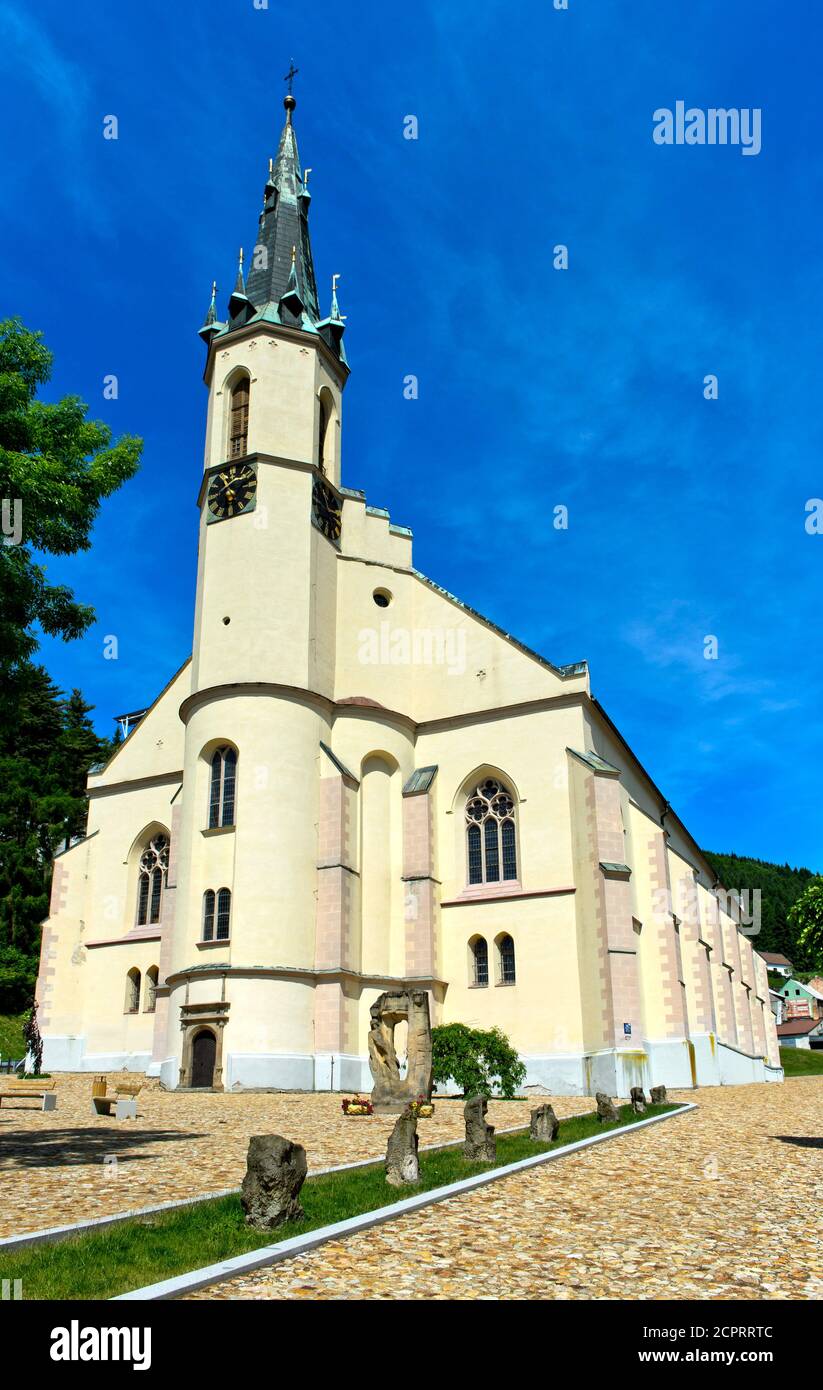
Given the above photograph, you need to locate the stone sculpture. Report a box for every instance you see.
[385,1106,420,1187]
[530,1102,560,1141]
[630,1086,647,1114]
[241,1134,307,1230]
[596,1091,620,1124]
[463,1094,497,1162]
[368,988,433,1113]
[650,1084,668,1105]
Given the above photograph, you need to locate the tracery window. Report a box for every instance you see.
[229,376,250,459]
[208,747,237,828]
[136,834,169,926]
[465,778,518,885]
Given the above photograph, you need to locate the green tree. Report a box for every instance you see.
[0,316,141,677]
[0,318,140,1010]
[431,1022,526,1098]
[788,880,823,971]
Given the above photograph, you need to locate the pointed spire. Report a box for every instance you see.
[279,243,305,319]
[198,280,223,343]
[241,92,321,329]
[204,77,346,368]
[317,272,347,364]
[228,247,249,318]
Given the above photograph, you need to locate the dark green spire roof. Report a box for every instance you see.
[203,92,347,365]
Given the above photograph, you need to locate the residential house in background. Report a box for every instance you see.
[757,952,794,979]
[779,978,823,1021]
[777,1016,823,1050]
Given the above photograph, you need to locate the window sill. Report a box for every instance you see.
[441,884,576,907]
[495,980,517,988]
[202,825,235,838]
[197,938,231,949]
[468,982,488,989]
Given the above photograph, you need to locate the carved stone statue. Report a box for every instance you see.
[368,988,433,1113]
[385,1106,420,1187]
[463,1094,496,1162]
[596,1091,620,1124]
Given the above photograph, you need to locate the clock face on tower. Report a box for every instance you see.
[311,474,342,542]
[207,463,257,522]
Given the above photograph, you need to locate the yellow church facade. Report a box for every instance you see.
[37,95,782,1096]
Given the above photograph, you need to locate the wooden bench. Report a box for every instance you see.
[0,1080,57,1112]
[90,1080,142,1120]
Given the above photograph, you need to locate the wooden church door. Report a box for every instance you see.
[191,1029,216,1088]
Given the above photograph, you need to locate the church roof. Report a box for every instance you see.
[200,92,346,366]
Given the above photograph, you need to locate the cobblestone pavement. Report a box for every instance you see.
[186,1080,823,1302]
[0,1074,591,1238]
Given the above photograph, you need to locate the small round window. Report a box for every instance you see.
[373,588,392,608]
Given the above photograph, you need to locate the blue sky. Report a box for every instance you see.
[1,0,821,868]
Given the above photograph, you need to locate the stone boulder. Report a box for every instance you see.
[464,1094,496,1162]
[385,1106,420,1187]
[595,1091,620,1124]
[650,1085,668,1105]
[530,1103,560,1142]
[630,1086,647,1115]
[241,1134,307,1230]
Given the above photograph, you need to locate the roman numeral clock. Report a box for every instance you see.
[206,462,257,522]
[311,473,342,542]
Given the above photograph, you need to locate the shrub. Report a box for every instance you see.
[431,1023,526,1099]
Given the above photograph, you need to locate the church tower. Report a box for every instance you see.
[164,90,352,1089]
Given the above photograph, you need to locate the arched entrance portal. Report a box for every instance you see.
[191,1029,217,1088]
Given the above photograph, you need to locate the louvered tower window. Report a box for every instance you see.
[229,377,250,459]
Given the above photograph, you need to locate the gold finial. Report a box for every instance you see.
[304,167,312,187]
[238,247,244,267]
[211,280,217,298]
[291,245,296,265]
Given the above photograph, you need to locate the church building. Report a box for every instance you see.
[37,92,782,1095]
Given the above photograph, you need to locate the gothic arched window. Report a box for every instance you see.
[125,968,141,1014]
[136,834,169,926]
[229,376,250,459]
[202,889,231,942]
[208,746,237,828]
[465,778,518,885]
[216,888,232,940]
[497,933,516,985]
[144,966,159,1013]
[202,890,216,941]
[470,936,489,987]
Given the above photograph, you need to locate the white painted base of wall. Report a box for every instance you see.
[42,1034,783,1092]
[314,1053,372,1092]
[41,1035,151,1074]
[224,1053,315,1091]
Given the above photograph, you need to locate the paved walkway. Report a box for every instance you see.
[186,1080,823,1301]
[0,1074,590,1239]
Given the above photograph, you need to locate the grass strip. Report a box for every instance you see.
[1,1102,678,1300]
[779,1045,823,1076]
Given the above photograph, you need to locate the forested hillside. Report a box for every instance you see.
[702,850,820,969]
